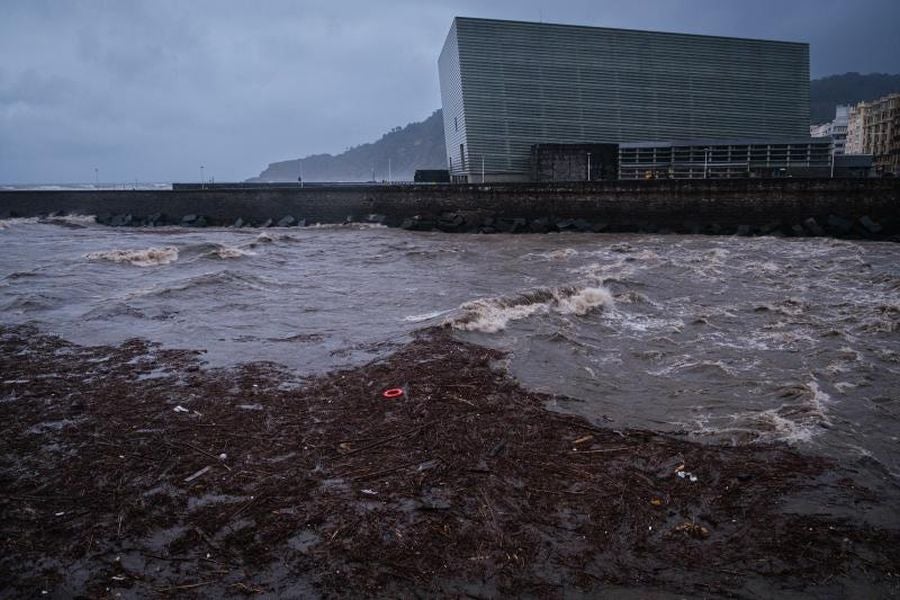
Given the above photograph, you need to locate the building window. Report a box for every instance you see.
[460,144,466,170]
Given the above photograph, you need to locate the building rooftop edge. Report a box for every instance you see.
[452,16,808,48]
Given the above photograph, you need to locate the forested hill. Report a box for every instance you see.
[810,72,900,123]
[249,110,447,182]
[250,73,900,182]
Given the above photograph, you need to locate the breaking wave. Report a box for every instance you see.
[211,245,254,259]
[0,217,40,229]
[253,232,297,244]
[678,381,833,445]
[85,247,179,267]
[530,248,579,260]
[0,215,97,230]
[403,309,454,323]
[179,242,256,260]
[447,285,613,333]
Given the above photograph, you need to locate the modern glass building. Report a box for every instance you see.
[438,17,810,182]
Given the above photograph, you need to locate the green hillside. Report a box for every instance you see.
[250,110,447,182]
[810,72,900,123]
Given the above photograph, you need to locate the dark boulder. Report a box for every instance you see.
[497,217,527,233]
[437,212,465,232]
[572,219,592,232]
[859,215,883,235]
[110,214,133,227]
[529,218,551,233]
[803,217,825,237]
[401,216,435,231]
[827,214,853,234]
[759,221,783,236]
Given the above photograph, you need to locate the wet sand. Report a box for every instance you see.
[1,324,898,598]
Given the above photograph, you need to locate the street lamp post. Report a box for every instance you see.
[586,152,592,182]
[200,165,205,189]
[94,168,99,187]
[481,154,485,183]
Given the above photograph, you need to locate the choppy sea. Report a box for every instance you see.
[2,215,899,524]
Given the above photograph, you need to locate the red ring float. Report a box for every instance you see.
[383,388,404,399]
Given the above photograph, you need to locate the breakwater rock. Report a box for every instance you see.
[2,179,898,239]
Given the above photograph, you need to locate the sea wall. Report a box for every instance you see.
[1,179,898,237]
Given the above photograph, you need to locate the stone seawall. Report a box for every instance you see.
[1,179,898,238]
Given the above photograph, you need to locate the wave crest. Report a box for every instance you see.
[447,285,613,333]
[86,247,179,267]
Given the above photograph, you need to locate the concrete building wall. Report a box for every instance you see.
[812,105,850,156]
[438,17,810,182]
[865,94,900,176]
[847,94,900,176]
[846,104,867,155]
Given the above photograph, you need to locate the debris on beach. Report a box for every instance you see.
[1,324,898,598]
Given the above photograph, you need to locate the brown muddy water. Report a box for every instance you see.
[1,216,899,597]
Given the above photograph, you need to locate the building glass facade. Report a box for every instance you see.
[439,17,811,182]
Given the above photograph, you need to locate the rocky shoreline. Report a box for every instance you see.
[2,325,899,598]
[15,210,895,240]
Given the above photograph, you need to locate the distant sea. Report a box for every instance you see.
[0,183,173,191]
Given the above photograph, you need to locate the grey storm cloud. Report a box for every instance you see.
[1,0,898,184]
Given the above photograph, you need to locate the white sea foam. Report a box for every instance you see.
[403,309,454,323]
[447,285,613,333]
[49,214,97,226]
[207,245,255,259]
[0,217,40,229]
[677,380,832,445]
[1,214,97,230]
[531,248,578,260]
[85,247,179,267]
[604,310,684,334]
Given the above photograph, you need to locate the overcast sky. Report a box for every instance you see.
[2,0,898,184]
